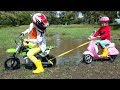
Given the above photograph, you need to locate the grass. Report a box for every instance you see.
[0,24,120,79]
[0,24,97,50]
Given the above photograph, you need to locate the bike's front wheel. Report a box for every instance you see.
[4,57,20,70]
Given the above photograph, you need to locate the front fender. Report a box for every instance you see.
[83,51,94,57]
[6,48,16,53]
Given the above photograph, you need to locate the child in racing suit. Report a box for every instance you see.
[22,13,49,74]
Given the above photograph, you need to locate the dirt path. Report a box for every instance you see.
[1,55,120,79]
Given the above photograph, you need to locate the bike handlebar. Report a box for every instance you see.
[19,33,24,38]
[14,33,24,45]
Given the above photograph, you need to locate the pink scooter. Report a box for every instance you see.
[83,34,119,64]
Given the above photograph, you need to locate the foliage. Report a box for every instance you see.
[0,11,119,26]
[82,11,118,24]
[0,11,32,26]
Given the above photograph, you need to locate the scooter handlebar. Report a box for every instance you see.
[88,36,96,40]
[88,35,101,41]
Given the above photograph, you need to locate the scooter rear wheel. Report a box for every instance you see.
[109,55,117,62]
[83,54,93,64]
[4,57,20,70]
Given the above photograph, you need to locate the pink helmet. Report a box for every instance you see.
[99,16,110,22]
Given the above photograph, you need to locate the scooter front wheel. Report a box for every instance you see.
[83,54,93,64]
[4,57,20,70]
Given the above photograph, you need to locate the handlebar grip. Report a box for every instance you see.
[20,33,24,38]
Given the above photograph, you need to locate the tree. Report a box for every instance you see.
[81,11,118,24]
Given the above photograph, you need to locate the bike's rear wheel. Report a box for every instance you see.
[25,61,36,70]
[4,57,20,70]
[42,55,56,68]
[25,54,57,69]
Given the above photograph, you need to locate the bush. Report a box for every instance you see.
[110,24,120,30]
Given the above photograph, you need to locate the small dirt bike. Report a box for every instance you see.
[4,34,57,70]
[82,31,119,64]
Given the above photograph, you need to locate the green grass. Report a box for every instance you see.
[0,24,97,48]
[46,24,98,41]
[111,28,120,46]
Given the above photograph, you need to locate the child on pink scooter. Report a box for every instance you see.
[83,16,119,64]
[93,16,111,57]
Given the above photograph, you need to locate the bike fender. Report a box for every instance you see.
[83,51,94,57]
[46,45,57,50]
[6,48,16,53]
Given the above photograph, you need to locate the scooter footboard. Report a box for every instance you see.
[83,51,94,57]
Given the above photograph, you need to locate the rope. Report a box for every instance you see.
[48,41,90,64]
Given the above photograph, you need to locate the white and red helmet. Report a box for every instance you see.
[99,16,110,22]
[32,13,49,30]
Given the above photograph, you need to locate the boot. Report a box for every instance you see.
[32,60,44,74]
[100,47,108,57]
